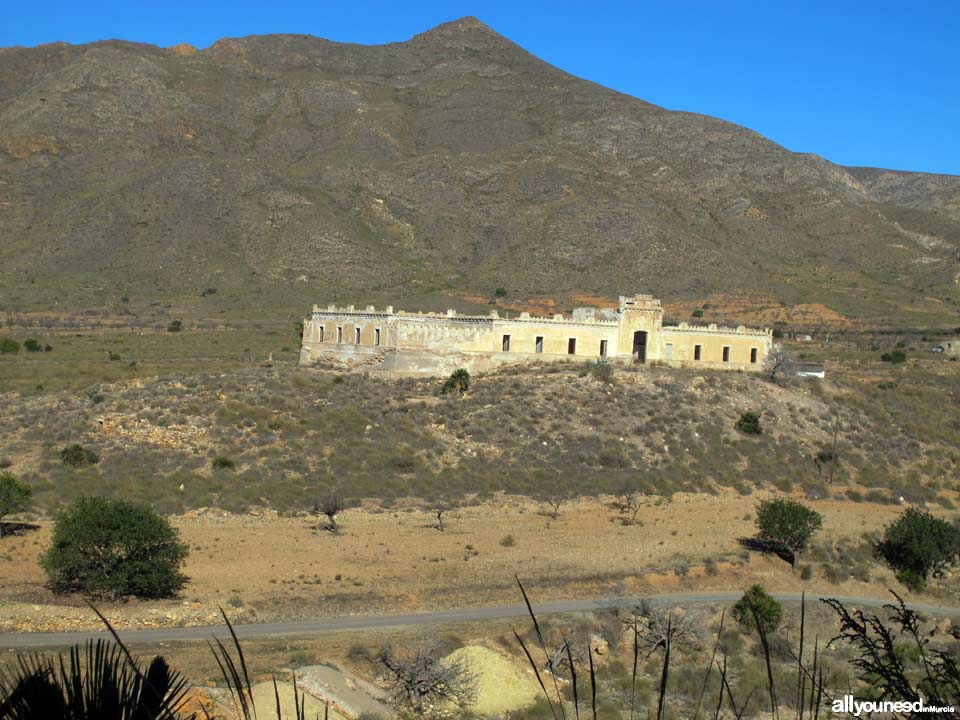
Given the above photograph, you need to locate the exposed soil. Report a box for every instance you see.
[0,492,945,634]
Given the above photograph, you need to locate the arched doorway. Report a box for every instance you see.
[632,331,647,363]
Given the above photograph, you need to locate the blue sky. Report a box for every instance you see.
[2,1,957,175]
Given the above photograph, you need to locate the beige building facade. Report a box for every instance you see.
[299,294,773,375]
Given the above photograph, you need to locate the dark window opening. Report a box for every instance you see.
[568,338,577,355]
[750,347,758,364]
[318,326,324,343]
[694,344,702,361]
[502,334,511,351]
[375,328,381,346]
[355,327,361,344]
[535,336,544,353]
[599,340,607,357]
[337,326,343,344]
[722,346,731,362]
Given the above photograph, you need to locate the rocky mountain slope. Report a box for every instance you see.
[1,17,958,324]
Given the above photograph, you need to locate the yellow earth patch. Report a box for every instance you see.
[445,645,541,715]
[249,681,349,720]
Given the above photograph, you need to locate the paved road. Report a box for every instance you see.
[2,591,957,649]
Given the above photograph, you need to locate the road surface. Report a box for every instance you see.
[2,591,957,649]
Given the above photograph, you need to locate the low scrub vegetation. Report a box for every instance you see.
[59,444,99,468]
[1,342,958,515]
[735,411,762,435]
[441,368,470,394]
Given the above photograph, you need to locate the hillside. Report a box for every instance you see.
[1,17,958,325]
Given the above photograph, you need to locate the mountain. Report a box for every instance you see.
[1,17,958,326]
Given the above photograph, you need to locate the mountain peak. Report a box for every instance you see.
[410,16,514,49]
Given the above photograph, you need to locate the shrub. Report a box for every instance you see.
[0,337,19,354]
[755,497,823,566]
[499,534,515,547]
[800,564,813,581]
[347,643,374,664]
[732,585,783,634]
[41,497,188,598]
[494,287,507,297]
[589,362,615,384]
[736,411,762,435]
[0,472,32,537]
[876,507,960,591]
[691,309,703,318]
[880,349,907,364]
[212,456,236,471]
[441,368,470,395]
[60,444,99,467]
[167,320,183,333]
[22,338,41,352]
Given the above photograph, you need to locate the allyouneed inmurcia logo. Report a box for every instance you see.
[831,695,956,716]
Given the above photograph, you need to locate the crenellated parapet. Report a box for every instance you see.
[661,321,773,338]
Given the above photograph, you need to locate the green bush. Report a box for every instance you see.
[494,287,507,297]
[441,368,470,394]
[755,497,822,566]
[880,349,907,364]
[876,507,960,591]
[732,585,783,634]
[0,338,19,354]
[212,456,236,471]
[41,497,188,598]
[60,444,99,467]
[589,362,615,384]
[23,338,42,352]
[0,472,32,537]
[736,411,762,435]
[167,320,183,333]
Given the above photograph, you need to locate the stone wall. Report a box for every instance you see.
[300,295,773,375]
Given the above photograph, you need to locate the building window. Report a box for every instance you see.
[337,326,343,344]
[355,327,361,344]
[722,346,730,362]
[599,340,607,357]
[535,336,544,354]
[665,343,673,360]
[318,326,324,342]
[375,328,381,346]
[750,347,758,364]
[502,334,511,351]
[568,338,577,355]
[694,344,702,361]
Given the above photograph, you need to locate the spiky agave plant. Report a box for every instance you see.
[0,638,191,720]
[0,605,328,720]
